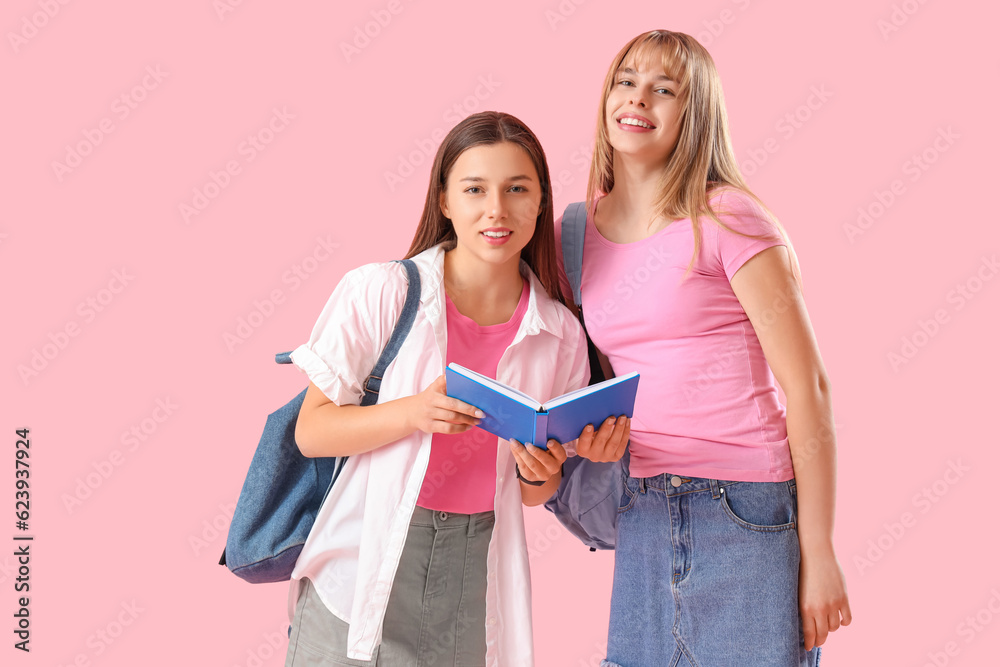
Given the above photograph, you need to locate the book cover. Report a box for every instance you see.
[445,364,640,449]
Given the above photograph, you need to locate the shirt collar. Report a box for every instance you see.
[409,243,567,340]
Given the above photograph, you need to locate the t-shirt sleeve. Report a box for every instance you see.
[289,263,405,407]
[552,213,575,305]
[712,190,786,282]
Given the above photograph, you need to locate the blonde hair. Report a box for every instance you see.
[587,30,801,282]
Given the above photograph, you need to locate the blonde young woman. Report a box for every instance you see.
[556,30,852,666]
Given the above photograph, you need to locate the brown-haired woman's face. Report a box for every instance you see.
[605,54,682,163]
[438,142,541,268]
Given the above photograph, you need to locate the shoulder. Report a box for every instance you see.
[705,187,781,239]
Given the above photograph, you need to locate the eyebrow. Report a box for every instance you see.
[458,175,535,183]
[617,66,673,82]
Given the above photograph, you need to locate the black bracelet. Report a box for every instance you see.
[515,462,563,486]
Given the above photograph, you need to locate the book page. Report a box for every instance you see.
[447,363,542,410]
[542,372,640,410]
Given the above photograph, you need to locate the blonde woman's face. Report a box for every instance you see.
[604,56,682,164]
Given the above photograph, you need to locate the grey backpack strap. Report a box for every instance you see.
[560,202,588,306]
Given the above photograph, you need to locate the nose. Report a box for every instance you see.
[486,190,507,219]
[628,88,647,108]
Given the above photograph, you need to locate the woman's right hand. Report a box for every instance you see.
[405,375,484,435]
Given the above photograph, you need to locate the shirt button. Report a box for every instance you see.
[439,512,448,521]
[670,475,683,488]
[499,476,504,483]
[487,617,497,626]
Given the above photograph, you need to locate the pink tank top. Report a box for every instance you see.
[416,278,530,512]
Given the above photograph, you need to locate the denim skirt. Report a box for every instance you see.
[601,473,821,667]
[285,506,495,667]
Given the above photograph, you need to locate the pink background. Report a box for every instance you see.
[3,0,997,665]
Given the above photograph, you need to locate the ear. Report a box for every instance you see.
[438,190,449,219]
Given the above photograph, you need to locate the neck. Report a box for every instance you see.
[442,247,524,307]
[603,151,670,226]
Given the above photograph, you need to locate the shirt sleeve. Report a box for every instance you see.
[712,189,787,282]
[289,263,407,406]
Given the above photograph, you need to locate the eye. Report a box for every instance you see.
[617,79,634,87]
[464,186,483,194]
[656,87,675,96]
[509,185,527,193]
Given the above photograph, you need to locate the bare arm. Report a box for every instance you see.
[294,375,484,457]
[729,245,852,651]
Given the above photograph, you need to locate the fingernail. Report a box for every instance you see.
[585,425,594,433]
[475,410,485,418]
[606,417,615,424]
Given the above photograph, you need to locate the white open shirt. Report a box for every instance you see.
[287,243,589,664]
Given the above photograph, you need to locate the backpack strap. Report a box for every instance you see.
[359,259,420,406]
[560,202,588,306]
[273,257,421,408]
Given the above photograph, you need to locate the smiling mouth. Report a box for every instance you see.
[481,230,511,238]
[617,117,655,129]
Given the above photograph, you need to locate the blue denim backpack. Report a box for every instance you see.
[544,202,629,551]
[220,259,421,582]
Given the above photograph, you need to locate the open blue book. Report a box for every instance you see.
[444,363,640,450]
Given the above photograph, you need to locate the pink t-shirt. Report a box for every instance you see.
[416,278,530,512]
[557,189,794,482]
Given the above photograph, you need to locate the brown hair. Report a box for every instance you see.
[405,111,564,303]
[588,30,801,282]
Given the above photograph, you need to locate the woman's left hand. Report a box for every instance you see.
[576,416,630,463]
[799,549,852,651]
[508,439,567,483]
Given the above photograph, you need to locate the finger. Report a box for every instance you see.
[575,423,596,456]
[517,444,551,480]
[841,601,853,626]
[613,417,631,459]
[802,616,816,652]
[546,439,568,465]
[827,610,841,633]
[609,415,628,449]
[524,441,564,476]
[433,408,480,426]
[813,612,829,648]
[445,398,485,419]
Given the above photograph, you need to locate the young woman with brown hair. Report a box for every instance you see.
[283,110,628,666]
